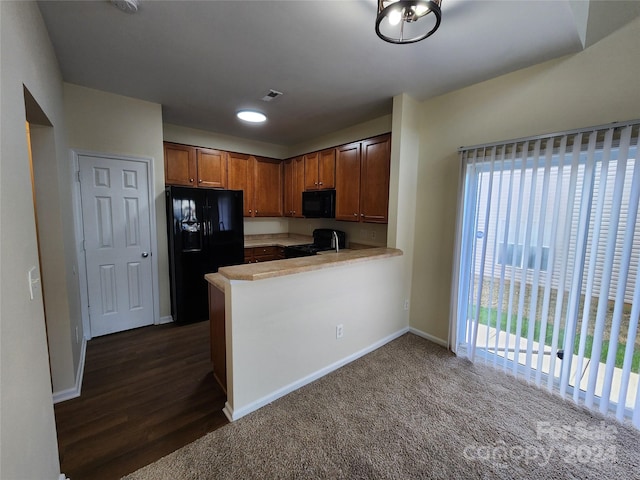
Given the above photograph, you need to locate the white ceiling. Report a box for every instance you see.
[37,0,639,146]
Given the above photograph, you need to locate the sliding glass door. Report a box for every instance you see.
[452,124,640,428]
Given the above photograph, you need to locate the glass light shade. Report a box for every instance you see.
[376,0,442,44]
[237,110,267,123]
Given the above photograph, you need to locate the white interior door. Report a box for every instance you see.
[79,154,154,336]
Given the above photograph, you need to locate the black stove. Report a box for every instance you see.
[284,244,326,258]
[284,229,346,259]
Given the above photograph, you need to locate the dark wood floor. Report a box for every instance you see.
[54,321,228,480]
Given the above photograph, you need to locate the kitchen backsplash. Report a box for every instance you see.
[243,217,387,247]
[287,218,387,247]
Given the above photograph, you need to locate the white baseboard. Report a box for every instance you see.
[158,315,173,325]
[222,402,234,422]
[227,327,410,421]
[59,474,69,480]
[408,327,449,348]
[53,336,87,404]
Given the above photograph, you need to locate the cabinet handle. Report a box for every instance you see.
[249,209,252,213]
[190,178,194,182]
[353,213,358,217]
[319,182,323,185]
[361,213,365,217]
[199,179,202,183]
[314,182,318,185]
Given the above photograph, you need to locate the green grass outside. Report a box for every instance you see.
[476,306,640,372]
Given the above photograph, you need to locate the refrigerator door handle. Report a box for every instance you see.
[202,205,209,238]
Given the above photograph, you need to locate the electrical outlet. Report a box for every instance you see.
[370,230,377,240]
[403,299,410,310]
[336,324,344,339]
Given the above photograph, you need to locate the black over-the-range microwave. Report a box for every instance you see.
[302,189,336,218]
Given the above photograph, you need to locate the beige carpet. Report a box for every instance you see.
[123,334,640,479]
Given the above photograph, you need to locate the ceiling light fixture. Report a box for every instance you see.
[237,110,267,123]
[110,0,140,14]
[375,0,442,44]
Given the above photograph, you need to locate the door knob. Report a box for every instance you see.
[141,252,149,258]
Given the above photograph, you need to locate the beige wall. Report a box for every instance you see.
[30,124,77,393]
[226,254,406,418]
[386,94,421,333]
[410,16,640,344]
[64,84,170,320]
[0,2,65,478]
[287,114,392,157]
[163,123,289,159]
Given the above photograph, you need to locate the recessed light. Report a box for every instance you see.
[237,110,267,123]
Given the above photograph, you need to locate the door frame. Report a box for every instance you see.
[71,149,161,339]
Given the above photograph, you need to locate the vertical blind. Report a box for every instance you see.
[452,122,640,428]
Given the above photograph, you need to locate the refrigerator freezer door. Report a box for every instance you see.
[204,190,244,269]
[166,186,244,324]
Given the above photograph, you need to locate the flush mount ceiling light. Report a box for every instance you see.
[237,110,267,123]
[376,0,442,44]
[110,0,140,14]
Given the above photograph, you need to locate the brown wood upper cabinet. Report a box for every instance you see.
[228,153,283,217]
[164,142,227,188]
[304,148,335,190]
[164,142,197,187]
[196,148,227,188]
[283,156,305,217]
[335,133,391,224]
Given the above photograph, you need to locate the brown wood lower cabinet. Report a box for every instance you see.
[244,246,285,263]
[209,284,226,393]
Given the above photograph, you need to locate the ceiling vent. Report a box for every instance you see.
[261,90,283,102]
[110,0,140,14]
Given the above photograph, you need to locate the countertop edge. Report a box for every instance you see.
[204,272,227,291]
[217,247,403,281]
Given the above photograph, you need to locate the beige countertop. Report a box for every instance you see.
[214,247,402,282]
[205,234,395,288]
[206,272,226,292]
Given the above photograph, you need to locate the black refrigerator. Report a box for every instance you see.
[166,186,244,324]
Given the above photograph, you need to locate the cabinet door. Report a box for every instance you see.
[254,157,283,217]
[292,156,305,217]
[164,143,196,187]
[318,148,336,190]
[303,152,319,190]
[335,142,361,222]
[283,158,295,216]
[197,148,227,188]
[209,284,226,393]
[227,152,253,216]
[360,134,391,223]
[284,156,305,217]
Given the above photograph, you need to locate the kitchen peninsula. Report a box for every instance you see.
[205,246,405,421]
